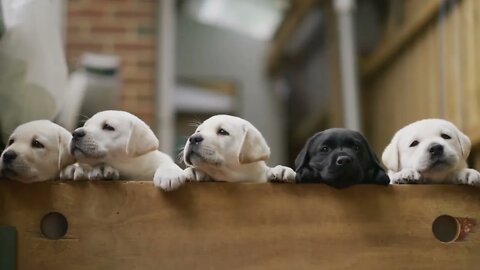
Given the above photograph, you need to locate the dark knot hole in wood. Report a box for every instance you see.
[40,212,68,240]
[432,214,476,243]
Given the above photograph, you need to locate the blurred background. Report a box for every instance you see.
[1,0,479,168]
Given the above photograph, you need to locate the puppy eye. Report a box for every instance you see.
[103,123,115,131]
[409,140,419,147]
[217,128,229,136]
[320,146,330,152]
[7,139,14,146]
[441,133,451,140]
[352,145,360,151]
[31,139,44,149]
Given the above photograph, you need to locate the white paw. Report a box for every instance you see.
[390,169,422,184]
[184,167,209,182]
[60,163,88,181]
[87,165,120,181]
[153,166,187,191]
[455,168,480,186]
[267,165,296,183]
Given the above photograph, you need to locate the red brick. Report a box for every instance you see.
[114,43,154,51]
[114,11,153,18]
[137,60,155,69]
[124,77,153,84]
[67,42,104,51]
[68,10,105,18]
[91,26,127,34]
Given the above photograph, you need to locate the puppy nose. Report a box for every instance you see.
[189,135,204,144]
[2,150,17,163]
[72,129,86,140]
[336,155,352,166]
[429,143,444,156]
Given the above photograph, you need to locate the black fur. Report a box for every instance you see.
[295,128,390,188]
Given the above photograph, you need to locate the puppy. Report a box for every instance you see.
[382,119,480,185]
[63,110,185,183]
[295,128,389,188]
[154,114,296,191]
[0,120,75,182]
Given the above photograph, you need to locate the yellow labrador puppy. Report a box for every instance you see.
[0,120,75,182]
[154,114,296,191]
[382,118,480,185]
[62,110,185,182]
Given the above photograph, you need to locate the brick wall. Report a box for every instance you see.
[66,0,157,125]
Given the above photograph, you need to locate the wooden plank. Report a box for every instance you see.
[1,181,480,269]
[360,0,443,79]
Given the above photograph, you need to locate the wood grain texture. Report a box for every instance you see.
[360,0,442,78]
[1,181,480,270]
[360,0,480,157]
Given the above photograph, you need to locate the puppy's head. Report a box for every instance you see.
[382,119,470,180]
[183,115,270,170]
[295,128,389,188]
[70,110,158,164]
[0,120,75,182]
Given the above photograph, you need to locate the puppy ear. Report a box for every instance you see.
[456,129,471,159]
[294,132,321,182]
[238,124,270,164]
[126,119,159,157]
[57,129,75,170]
[294,134,317,172]
[359,134,390,185]
[382,134,400,172]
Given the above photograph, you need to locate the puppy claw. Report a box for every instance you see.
[455,168,480,186]
[87,165,120,181]
[267,165,296,183]
[153,166,187,191]
[390,169,421,184]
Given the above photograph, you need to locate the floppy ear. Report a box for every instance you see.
[294,132,322,182]
[238,124,270,164]
[382,134,400,172]
[57,129,75,170]
[359,134,390,185]
[126,119,159,157]
[294,133,318,172]
[456,129,471,159]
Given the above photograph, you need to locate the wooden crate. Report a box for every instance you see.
[1,181,479,270]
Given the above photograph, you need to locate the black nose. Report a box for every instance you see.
[189,135,204,144]
[429,143,444,156]
[2,150,17,163]
[336,155,352,166]
[72,129,86,140]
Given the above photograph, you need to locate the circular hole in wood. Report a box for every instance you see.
[432,215,460,243]
[40,212,68,240]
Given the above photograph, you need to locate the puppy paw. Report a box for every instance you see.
[390,169,422,184]
[153,166,187,191]
[184,167,210,182]
[60,164,88,181]
[455,168,480,186]
[87,165,120,181]
[267,165,296,183]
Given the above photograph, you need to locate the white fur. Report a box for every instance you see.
[64,110,184,183]
[154,115,295,191]
[382,119,480,185]
[0,120,75,182]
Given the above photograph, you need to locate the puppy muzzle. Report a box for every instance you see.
[2,150,17,164]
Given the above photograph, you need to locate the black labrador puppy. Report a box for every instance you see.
[295,128,390,188]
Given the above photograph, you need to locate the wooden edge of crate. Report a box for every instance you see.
[1,181,480,269]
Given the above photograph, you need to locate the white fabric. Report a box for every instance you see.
[0,0,67,136]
